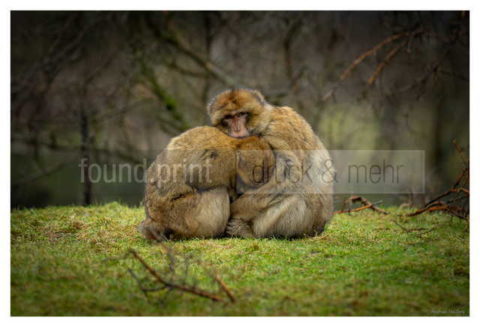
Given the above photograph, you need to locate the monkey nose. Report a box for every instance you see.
[230,130,249,138]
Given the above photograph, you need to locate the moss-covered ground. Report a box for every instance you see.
[11,203,469,316]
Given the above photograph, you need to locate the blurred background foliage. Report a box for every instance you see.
[11,11,469,208]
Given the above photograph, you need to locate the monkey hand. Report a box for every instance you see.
[226,218,255,238]
[230,193,263,221]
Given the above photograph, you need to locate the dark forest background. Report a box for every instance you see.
[11,11,469,208]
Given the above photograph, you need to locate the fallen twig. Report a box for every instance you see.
[407,201,448,216]
[407,198,468,220]
[392,219,436,235]
[128,249,226,302]
[424,188,469,208]
[212,273,236,303]
[335,196,388,215]
[405,141,469,220]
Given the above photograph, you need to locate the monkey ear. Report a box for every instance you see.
[206,97,215,116]
[206,89,232,116]
[250,89,267,105]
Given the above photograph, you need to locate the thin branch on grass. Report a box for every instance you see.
[127,248,235,303]
[127,268,163,301]
[424,188,469,208]
[334,196,388,215]
[128,249,224,302]
[212,272,236,303]
[406,201,468,220]
[392,219,436,236]
[405,140,469,220]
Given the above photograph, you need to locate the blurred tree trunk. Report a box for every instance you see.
[201,13,213,107]
[80,105,92,205]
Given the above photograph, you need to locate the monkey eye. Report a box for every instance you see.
[224,115,233,120]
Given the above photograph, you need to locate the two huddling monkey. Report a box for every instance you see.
[138,89,334,240]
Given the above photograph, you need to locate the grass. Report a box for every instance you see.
[11,202,469,316]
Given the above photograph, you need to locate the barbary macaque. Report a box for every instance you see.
[207,89,334,238]
[139,126,274,240]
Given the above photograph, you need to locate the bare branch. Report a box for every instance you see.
[335,196,388,215]
[367,41,407,85]
[212,273,236,303]
[405,141,469,220]
[128,249,226,303]
[322,28,423,102]
[340,29,421,81]
[145,14,240,88]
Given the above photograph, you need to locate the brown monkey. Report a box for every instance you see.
[207,89,334,238]
[139,126,274,240]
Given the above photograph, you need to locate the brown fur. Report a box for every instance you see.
[207,89,334,238]
[139,126,274,240]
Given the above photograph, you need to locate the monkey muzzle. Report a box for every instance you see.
[229,117,250,138]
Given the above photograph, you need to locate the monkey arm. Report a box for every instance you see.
[231,146,305,221]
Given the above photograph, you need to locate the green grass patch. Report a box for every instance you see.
[11,202,469,316]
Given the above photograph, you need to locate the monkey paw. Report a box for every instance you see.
[226,219,255,238]
[138,219,167,241]
[230,196,257,219]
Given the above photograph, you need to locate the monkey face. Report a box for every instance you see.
[208,89,272,139]
[222,112,250,138]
